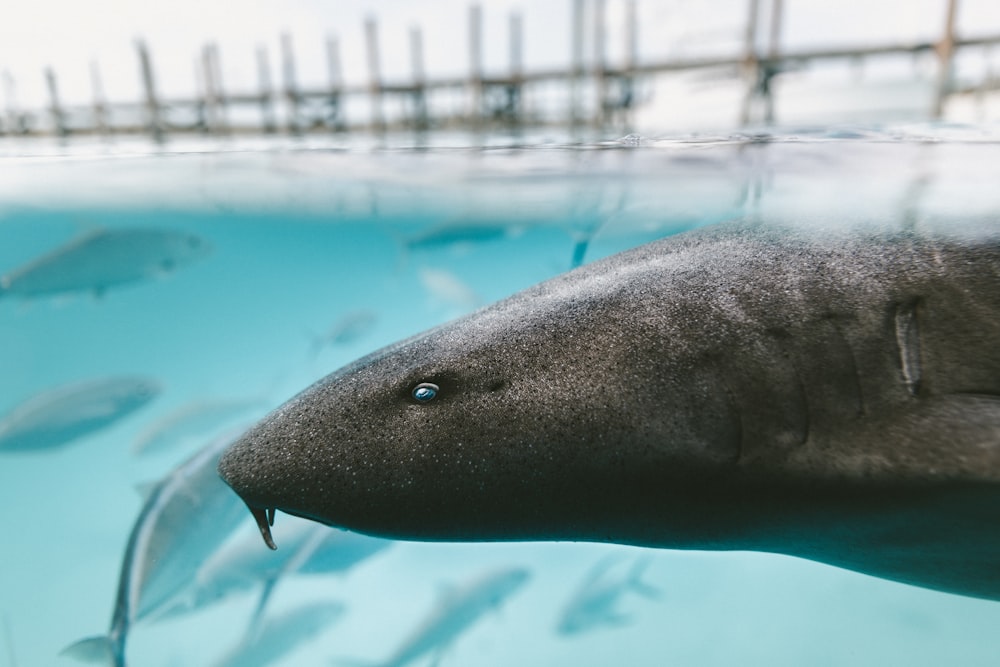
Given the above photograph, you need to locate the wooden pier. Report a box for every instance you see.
[2,0,999,141]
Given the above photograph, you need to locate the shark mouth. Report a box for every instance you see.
[246,502,278,550]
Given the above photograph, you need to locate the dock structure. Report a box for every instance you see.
[1,0,999,141]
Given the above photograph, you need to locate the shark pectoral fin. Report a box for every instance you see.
[792,393,1000,600]
[59,635,116,665]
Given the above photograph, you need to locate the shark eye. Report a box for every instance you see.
[411,382,439,402]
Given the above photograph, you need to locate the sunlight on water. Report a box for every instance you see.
[2,127,1000,666]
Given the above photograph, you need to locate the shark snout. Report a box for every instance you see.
[217,437,280,550]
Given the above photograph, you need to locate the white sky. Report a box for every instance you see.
[1,0,999,110]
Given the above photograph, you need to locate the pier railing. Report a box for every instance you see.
[2,0,999,140]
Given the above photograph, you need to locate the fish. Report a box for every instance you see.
[0,228,210,300]
[555,555,661,635]
[62,427,250,667]
[0,376,160,452]
[211,601,345,667]
[132,398,265,456]
[218,221,1000,601]
[417,267,479,311]
[156,518,389,626]
[404,223,510,252]
[339,567,529,667]
[309,310,379,358]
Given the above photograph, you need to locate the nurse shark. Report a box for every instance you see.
[218,221,1000,601]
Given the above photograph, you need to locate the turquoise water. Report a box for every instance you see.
[3,130,1000,666]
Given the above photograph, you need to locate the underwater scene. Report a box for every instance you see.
[3,128,1000,666]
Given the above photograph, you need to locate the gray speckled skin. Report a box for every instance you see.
[219,222,1000,600]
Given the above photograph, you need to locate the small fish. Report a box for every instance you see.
[132,398,266,456]
[0,228,210,300]
[555,555,662,636]
[61,427,250,667]
[341,567,529,667]
[155,517,389,627]
[211,601,345,667]
[417,267,480,311]
[0,376,160,452]
[309,310,379,358]
[404,224,510,252]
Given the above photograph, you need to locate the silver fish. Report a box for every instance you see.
[404,223,510,251]
[309,310,379,358]
[0,228,210,299]
[156,518,389,630]
[61,427,250,667]
[344,567,529,667]
[417,267,479,311]
[555,555,662,635]
[132,398,266,456]
[0,376,160,452]
[211,601,345,667]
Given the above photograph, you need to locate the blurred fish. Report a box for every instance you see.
[132,398,266,456]
[309,310,379,358]
[417,267,480,311]
[61,427,250,667]
[157,517,389,627]
[404,223,510,252]
[0,228,210,300]
[0,376,160,452]
[555,555,661,636]
[211,601,345,667]
[341,567,529,667]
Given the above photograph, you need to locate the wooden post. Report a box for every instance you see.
[202,44,219,132]
[933,0,959,118]
[364,16,385,132]
[193,55,208,132]
[768,0,783,59]
[90,61,110,136]
[410,26,429,130]
[739,0,762,125]
[763,0,783,124]
[621,0,637,118]
[256,46,276,133]
[593,0,607,126]
[325,35,344,130]
[281,32,300,134]
[206,43,227,132]
[507,11,524,123]
[570,0,585,126]
[45,67,68,137]
[136,40,164,141]
[468,4,483,123]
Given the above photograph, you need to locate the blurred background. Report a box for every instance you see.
[2,0,1000,147]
